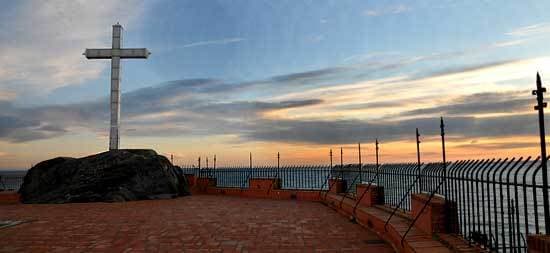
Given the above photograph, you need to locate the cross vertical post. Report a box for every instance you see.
[440,117,447,200]
[83,23,150,151]
[214,155,216,169]
[533,72,550,234]
[250,152,252,170]
[110,24,122,150]
[416,128,422,192]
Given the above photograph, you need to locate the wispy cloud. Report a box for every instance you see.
[491,39,527,48]
[179,38,245,48]
[363,4,411,17]
[506,22,550,37]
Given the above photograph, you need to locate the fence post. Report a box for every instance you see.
[416,128,422,192]
[340,147,344,168]
[277,152,280,179]
[533,72,550,234]
[198,156,201,178]
[440,117,448,200]
[359,142,362,183]
[376,139,380,186]
[330,149,333,169]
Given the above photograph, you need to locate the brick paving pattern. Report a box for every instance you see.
[0,195,394,252]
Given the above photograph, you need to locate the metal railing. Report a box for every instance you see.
[182,157,549,252]
[182,165,332,190]
[0,175,24,191]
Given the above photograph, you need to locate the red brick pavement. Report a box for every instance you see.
[0,195,394,253]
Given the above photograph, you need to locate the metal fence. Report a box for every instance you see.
[2,157,548,252]
[182,165,332,190]
[0,175,24,191]
[183,158,548,252]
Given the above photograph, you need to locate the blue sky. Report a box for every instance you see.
[2,1,550,168]
[35,0,550,104]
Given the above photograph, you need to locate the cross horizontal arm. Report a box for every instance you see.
[83,48,151,59]
[119,48,151,59]
[83,49,113,59]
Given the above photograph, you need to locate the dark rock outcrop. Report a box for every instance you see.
[19,149,189,203]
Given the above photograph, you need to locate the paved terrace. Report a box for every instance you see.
[0,195,394,252]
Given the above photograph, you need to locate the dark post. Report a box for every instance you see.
[198,156,201,170]
[277,152,280,178]
[416,128,422,192]
[249,152,252,170]
[376,139,380,186]
[214,155,216,169]
[533,72,550,234]
[330,149,333,169]
[340,147,344,168]
[358,142,362,182]
[206,157,209,169]
[277,152,280,169]
[171,154,174,164]
[440,117,448,200]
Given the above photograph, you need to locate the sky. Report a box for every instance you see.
[2,0,550,169]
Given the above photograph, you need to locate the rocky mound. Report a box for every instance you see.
[19,149,189,203]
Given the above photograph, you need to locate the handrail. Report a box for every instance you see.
[266,166,280,195]
[383,166,422,231]
[318,166,344,200]
[240,167,254,193]
[338,165,362,208]
[352,165,382,215]
[400,164,446,246]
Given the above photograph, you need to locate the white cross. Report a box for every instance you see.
[83,23,150,150]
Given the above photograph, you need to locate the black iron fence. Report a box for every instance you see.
[0,175,24,191]
[182,158,548,252]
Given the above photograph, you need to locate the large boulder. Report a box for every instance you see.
[19,149,190,203]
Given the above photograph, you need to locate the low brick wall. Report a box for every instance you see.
[411,193,458,234]
[328,178,346,194]
[0,191,20,205]
[356,183,384,207]
[184,174,196,188]
[195,177,322,201]
[529,234,550,253]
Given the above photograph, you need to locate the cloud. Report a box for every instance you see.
[454,142,538,150]
[363,4,411,17]
[491,39,527,48]
[0,79,323,142]
[398,90,531,117]
[0,0,147,99]
[270,67,346,83]
[506,22,550,37]
[178,38,245,48]
[242,114,542,145]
